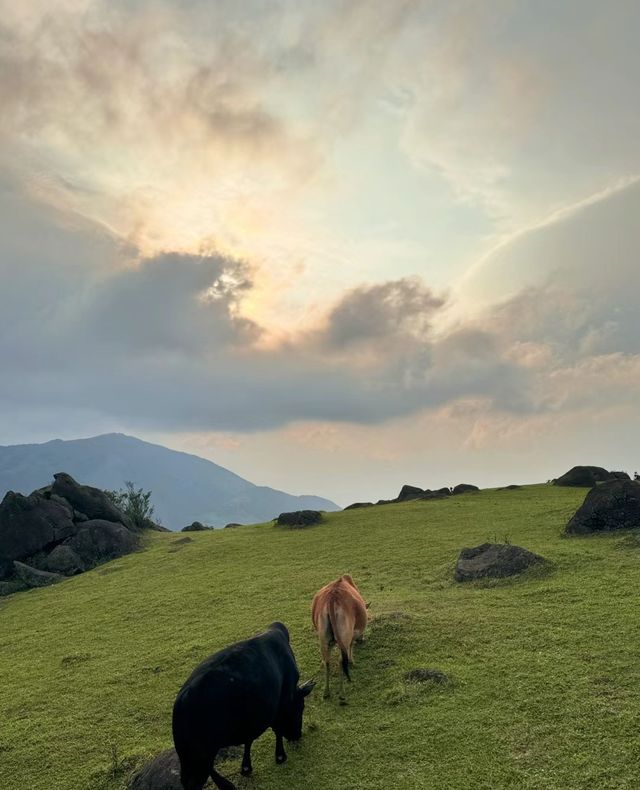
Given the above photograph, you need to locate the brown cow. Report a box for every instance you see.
[311,574,367,701]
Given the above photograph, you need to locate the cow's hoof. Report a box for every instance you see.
[276,753,287,764]
[339,697,348,706]
[241,767,252,776]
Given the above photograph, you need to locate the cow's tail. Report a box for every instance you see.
[328,596,351,682]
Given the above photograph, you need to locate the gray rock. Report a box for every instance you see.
[396,485,425,502]
[566,479,640,535]
[455,542,545,582]
[13,560,64,588]
[224,523,242,528]
[343,502,374,510]
[0,491,76,561]
[181,521,212,532]
[65,520,138,567]
[51,472,133,529]
[452,484,479,494]
[553,466,615,487]
[128,749,182,790]
[44,545,85,576]
[276,510,322,527]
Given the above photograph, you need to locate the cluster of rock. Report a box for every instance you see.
[0,473,141,597]
[275,510,323,528]
[553,466,630,488]
[345,482,480,510]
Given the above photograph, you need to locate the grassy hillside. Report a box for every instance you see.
[2,484,640,790]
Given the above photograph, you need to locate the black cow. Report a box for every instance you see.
[172,622,315,790]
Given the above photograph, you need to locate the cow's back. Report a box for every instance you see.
[173,628,297,755]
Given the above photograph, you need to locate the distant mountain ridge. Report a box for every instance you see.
[0,434,339,529]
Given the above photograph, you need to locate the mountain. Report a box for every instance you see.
[0,433,339,529]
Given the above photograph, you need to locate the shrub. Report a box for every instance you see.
[106,481,156,530]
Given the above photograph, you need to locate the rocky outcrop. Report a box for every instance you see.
[566,479,640,535]
[276,510,322,527]
[553,466,628,488]
[343,502,374,510]
[455,543,545,582]
[0,473,140,596]
[51,472,132,528]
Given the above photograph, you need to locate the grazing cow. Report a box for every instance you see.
[311,574,367,701]
[172,622,315,790]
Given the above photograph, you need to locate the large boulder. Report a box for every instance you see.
[13,560,64,588]
[553,466,613,487]
[455,543,545,582]
[276,510,322,527]
[65,520,138,567]
[396,485,425,502]
[0,491,76,561]
[128,749,182,790]
[566,479,640,535]
[44,545,86,576]
[51,473,133,528]
[343,502,374,510]
[452,484,479,495]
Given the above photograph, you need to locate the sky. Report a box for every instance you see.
[1,0,639,505]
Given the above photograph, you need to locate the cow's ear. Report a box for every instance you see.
[299,680,316,697]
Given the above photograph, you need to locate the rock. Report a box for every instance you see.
[44,545,85,576]
[452,484,480,494]
[13,560,64,588]
[129,747,242,790]
[343,502,374,510]
[454,543,545,582]
[128,748,182,790]
[0,491,76,561]
[0,554,14,581]
[51,473,133,529]
[566,479,640,535]
[609,471,631,481]
[146,522,171,532]
[0,579,28,596]
[420,489,451,500]
[224,523,242,528]
[396,485,425,502]
[553,466,613,487]
[375,499,394,506]
[276,510,322,527]
[499,484,522,490]
[404,668,449,684]
[65,520,138,567]
[181,521,212,532]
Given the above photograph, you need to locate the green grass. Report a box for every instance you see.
[2,484,640,789]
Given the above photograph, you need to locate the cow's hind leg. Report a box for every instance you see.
[241,741,253,776]
[275,731,287,764]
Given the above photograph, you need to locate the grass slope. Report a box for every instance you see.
[2,484,640,790]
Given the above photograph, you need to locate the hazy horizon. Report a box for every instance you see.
[2,1,639,504]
